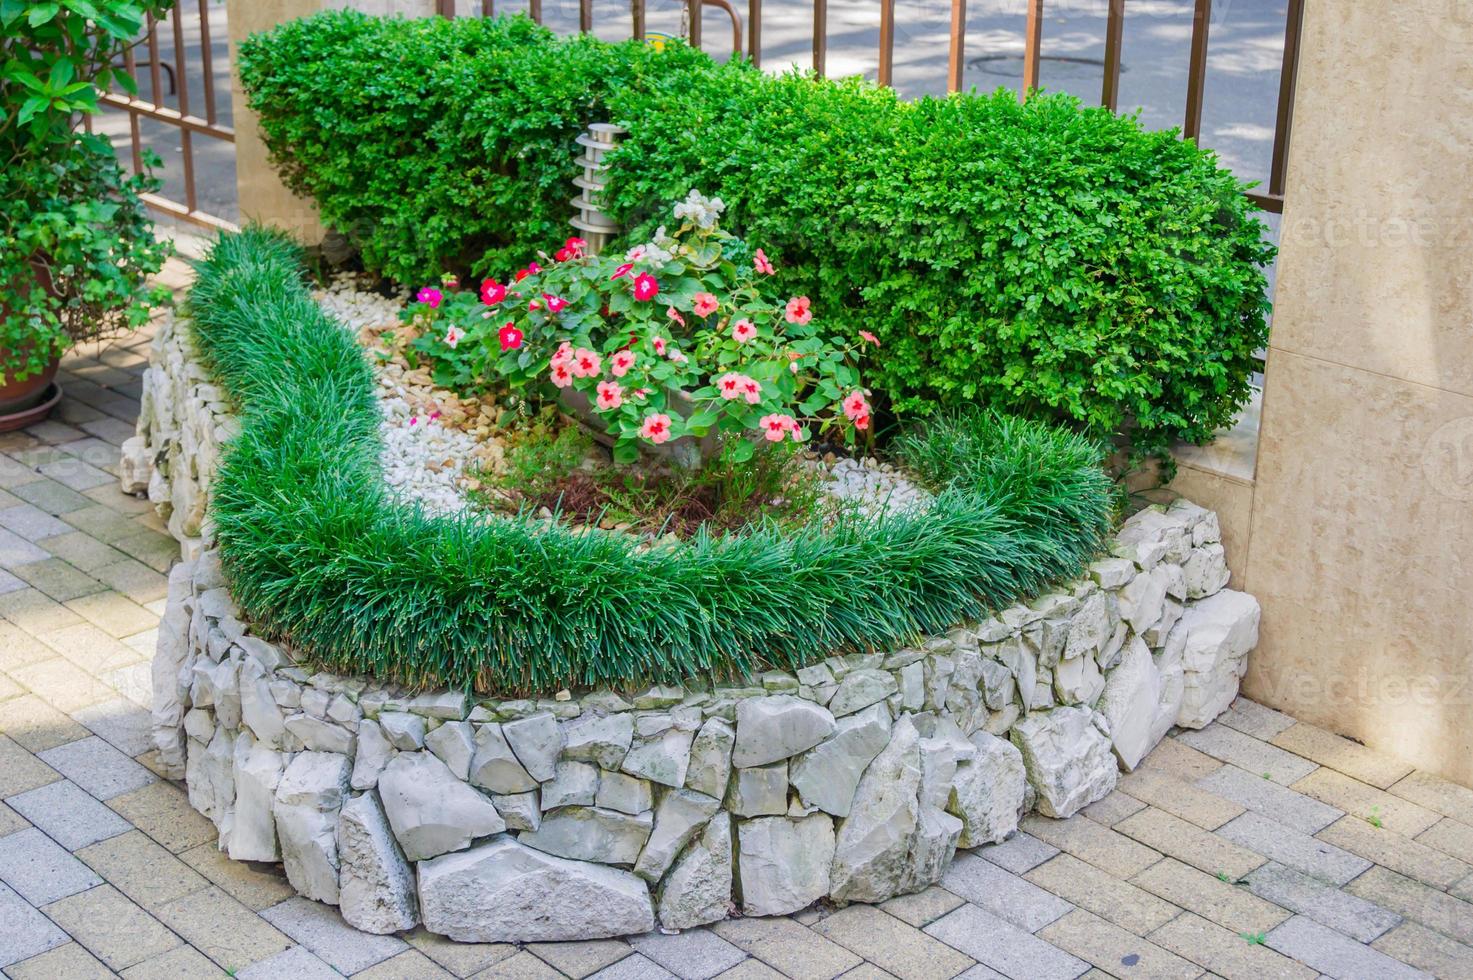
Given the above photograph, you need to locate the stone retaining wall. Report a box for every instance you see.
[129,313,1263,942]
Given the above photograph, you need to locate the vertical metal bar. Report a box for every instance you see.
[632,0,646,40]
[196,0,218,125]
[946,0,967,93]
[1183,0,1212,140]
[1268,0,1303,198]
[146,15,163,106]
[878,0,894,86]
[1101,0,1124,111]
[121,43,144,174]
[688,0,702,48]
[812,0,826,76]
[170,4,198,214]
[529,0,541,23]
[580,0,592,32]
[748,0,761,66]
[1021,0,1042,99]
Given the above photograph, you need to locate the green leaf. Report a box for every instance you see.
[27,2,60,26]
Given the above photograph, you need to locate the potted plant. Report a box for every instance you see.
[1,1,174,428]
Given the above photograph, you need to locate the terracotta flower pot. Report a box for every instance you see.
[0,260,65,428]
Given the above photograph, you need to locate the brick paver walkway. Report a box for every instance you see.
[3,269,1473,979]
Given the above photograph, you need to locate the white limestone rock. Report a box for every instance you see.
[187,724,234,831]
[789,703,891,817]
[425,720,475,781]
[151,562,194,778]
[238,656,285,748]
[829,715,922,903]
[491,791,542,832]
[284,713,355,756]
[684,717,734,798]
[997,636,1039,712]
[724,763,788,817]
[379,711,427,750]
[827,669,898,718]
[351,719,394,791]
[596,771,654,815]
[502,712,562,782]
[562,713,635,770]
[337,792,418,934]
[634,788,721,881]
[621,727,694,788]
[737,814,835,916]
[229,742,284,862]
[947,731,1027,847]
[1053,653,1105,707]
[732,696,837,768]
[902,805,963,895]
[1175,589,1260,728]
[1095,638,1165,771]
[658,812,732,929]
[542,761,599,809]
[273,751,351,904]
[469,723,539,794]
[119,435,152,494]
[1009,706,1118,818]
[378,751,505,862]
[418,837,655,942]
[519,806,653,867]
[1184,543,1231,599]
[1118,565,1168,635]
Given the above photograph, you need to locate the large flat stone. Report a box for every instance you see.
[518,806,652,867]
[737,814,835,916]
[377,751,505,862]
[789,703,891,817]
[657,812,733,930]
[732,696,836,768]
[337,792,418,934]
[1010,706,1118,818]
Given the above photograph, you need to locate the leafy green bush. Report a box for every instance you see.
[238,11,1273,456]
[190,229,1112,695]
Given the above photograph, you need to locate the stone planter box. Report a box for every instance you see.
[125,313,1262,942]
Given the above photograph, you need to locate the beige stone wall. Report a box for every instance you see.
[1234,0,1473,785]
[226,0,436,242]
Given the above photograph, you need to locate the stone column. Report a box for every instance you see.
[226,0,437,242]
[1241,0,1473,784]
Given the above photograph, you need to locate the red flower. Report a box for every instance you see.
[566,236,588,257]
[633,273,659,302]
[514,269,531,282]
[611,263,634,280]
[480,279,507,305]
[543,294,569,314]
[554,247,574,262]
[498,323,523,352]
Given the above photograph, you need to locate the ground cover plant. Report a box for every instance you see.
[190,228,1113,695]
[239,11,1274,459]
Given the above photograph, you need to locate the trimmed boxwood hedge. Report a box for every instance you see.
[189,229,1114,695]
[237,11,1274,459]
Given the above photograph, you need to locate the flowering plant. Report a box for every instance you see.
[406,191,873,464]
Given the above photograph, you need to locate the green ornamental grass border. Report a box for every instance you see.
[192,230,1115,695]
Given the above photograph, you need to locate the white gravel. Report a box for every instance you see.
[815,456,932,520]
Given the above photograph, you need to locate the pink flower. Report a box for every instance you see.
[611,263,634,280]
[443,325,464,348]
[784,296,812,325]
[498,323,523,352]
[859,330,880,348]
[480,279,507,305]
[853,412,870,431]
[550,361,573,388]
[527,262,542,275]
[633,273,659,302]
[626,245,647,262]
[740,377,762,404]
[670,349,688,364]
[528,299,541,311]
[611,350,635,377]
[692,292,719,317]
[595,381,623,410]
[731,319,757,344]
[716,373,744,400]
[760,414,797,442]
[640,413,673,444]
[842,390,869,420]
[543,294,569,314]
[632,388,652,400]
[666,307,686,327]
[571,348,602,378]
[551,341,574,368]
[417,287,443,308]
[754,248,775,275]
[652,336,667,356]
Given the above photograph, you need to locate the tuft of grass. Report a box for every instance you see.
[189,228,1115,695]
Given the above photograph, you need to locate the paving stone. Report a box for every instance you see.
[1215,811,1370,885]
[111,530,177,573]
[6,779,130,849]
[36,458,112,492]
[4,940,115,979]
[1019,813,1162,879]
[90,558,170,604]
[7,658,115,713]
[36,735,155,800]
[812,904,975,979]
[62,592,157,640]
[940,852,1073,932]
[235,944,340,979]
[70,697,154,757]
[0,734,60,797]
[1389,770,1473,822]
[1195,764,1342,835]
[0,528,49,569]
[1345,864,1473,946]
[1120,767,1245,830]
[1147,911,1316,980]
[712,916,864,980]
[1286,767,1439,838]
[586,952,676,979]
[923,903,1089,980]
[0,693,90,751]
[1247,862,1400,945]
[1317,815,1472,890]
[0,799,25,836]
[1026,853,1179,936]
[106,780,218,853]
[1129,855,1288,935]
[0,828,102,904]
[10,478,92,515]
[0,621,55,671]
[59,506,143,545]
[951,967,1007,980]
[1080,790,1146,828]
[1115,807,1264,881]
[75,829,208,911]
[119,942,230,979]
[179,843,295,911]
[0,589,83,636]
[355,948,459,979]
[1417,817,1473,864]
[830,964,899,980]
[0,566,25,595]
[37,622,142,674]
[0,505,73,543]
[1265,914,1431,980]
[1039,908,1200,980]
[11,560,103,603]
[524,939,633,978]
[31,534,125,575]
[0,881,68,969]
[630,927,749,980]
[155,885,292,972]
[474,950,566,979]
[1271,724,1414,790]
[1176,725,1318,786]
[41,883,180,970]
[974,830,1059,874]
[260,896,407,973]
[405,926,518,977]
[879,885,967,927]
[1372,921,1473,980]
